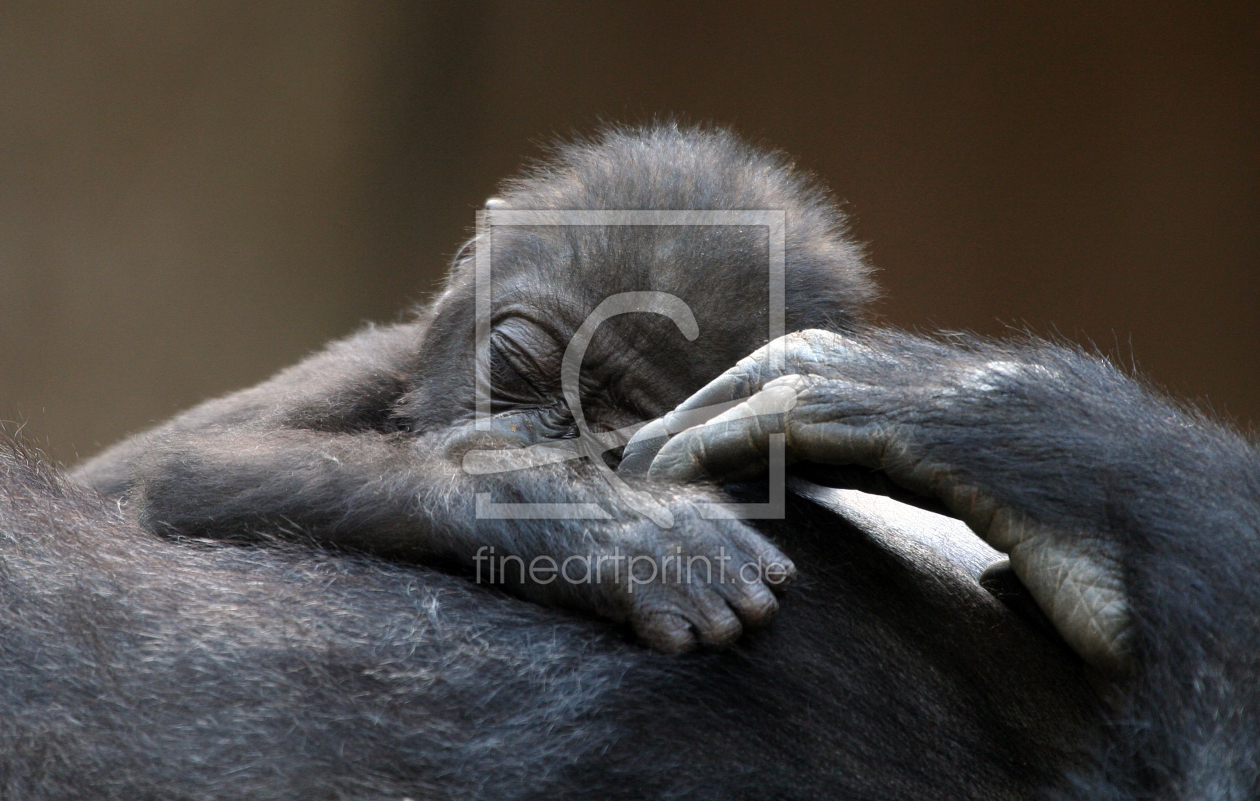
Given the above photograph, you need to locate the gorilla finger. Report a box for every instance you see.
[646,376,816,484]
[687,590,745,647]
[618,418,671,478]
[632,611,698,654]
[619,379,772,478]
[788,420,898,472]
[620,341,843,480]
[718,577,779,628]
[619,381,782,478]
[703,329,862,391]
[647,415,784,484]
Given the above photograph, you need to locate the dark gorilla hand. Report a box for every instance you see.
[621,330,1133,673]
[622,328,1260,791]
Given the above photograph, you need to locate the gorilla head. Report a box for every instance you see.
[405,125,876,435]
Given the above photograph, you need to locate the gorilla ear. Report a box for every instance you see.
[484,197,506,209]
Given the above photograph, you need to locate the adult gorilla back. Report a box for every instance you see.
[0,437,1094,800]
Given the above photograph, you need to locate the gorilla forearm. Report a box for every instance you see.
[72,324,473,557]
[629,329,1260,796]
[84,401,788,650]
[123,427,444,552]
[74,321,425,495]
[947,344,1260,796]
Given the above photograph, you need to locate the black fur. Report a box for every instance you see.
[2,435,1097,799]
[73,125,879,654]
[626,326,1260,798]
[0,123,1248,797]
[825,332,1260,798]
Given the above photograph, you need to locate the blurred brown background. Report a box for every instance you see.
[1,0,1256,466]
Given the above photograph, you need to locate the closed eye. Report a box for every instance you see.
[487,322,560,411]
[489,341,543,408]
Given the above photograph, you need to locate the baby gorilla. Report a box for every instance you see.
[74,124,876,652]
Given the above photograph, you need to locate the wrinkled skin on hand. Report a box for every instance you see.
[622,329,1252,680]
[446,418,794,653]
[617,328,1260,796]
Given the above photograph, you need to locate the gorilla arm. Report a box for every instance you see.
[623,329,1260,797]
[71,321,792,653]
